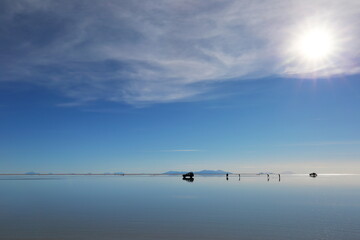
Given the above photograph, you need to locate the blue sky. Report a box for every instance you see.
[1,0,360,173]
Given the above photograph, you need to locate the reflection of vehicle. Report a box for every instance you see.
[182,178,194,183]
[309,172,318,178]
[182,172,194,178]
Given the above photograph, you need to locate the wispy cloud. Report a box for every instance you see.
[1,0,359,105]
[160,149,203,152]
[280,141,360,147]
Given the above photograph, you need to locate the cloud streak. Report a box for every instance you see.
[1,0,359,105]
[160,149,202,152]
[280,141,360,147]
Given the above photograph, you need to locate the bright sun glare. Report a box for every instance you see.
[286,22,343,76]
[295,28,335,61]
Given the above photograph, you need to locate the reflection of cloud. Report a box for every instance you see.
[173,195,198,199]
[1,0,359,105]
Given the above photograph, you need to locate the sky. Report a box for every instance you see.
[0,0,360,173]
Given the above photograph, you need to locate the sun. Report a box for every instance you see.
[284,19,346,77]
[295,28,335,61]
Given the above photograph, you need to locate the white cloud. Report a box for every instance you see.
[160,149,202,152]
[280,141,360,147]
[1,0,359,105]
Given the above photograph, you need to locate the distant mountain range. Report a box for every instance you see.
[22,170,293,175]
[258,172,275,175]
[25,171,40,175]
[24,172,125,175]
[163,170,231,175]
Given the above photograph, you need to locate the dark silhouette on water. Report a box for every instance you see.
[182,172,194,178]
[226,173,229,181]
[309,172,318,178]
[182,172,194,182]
[279,174,281,182]
[182,177,194,183]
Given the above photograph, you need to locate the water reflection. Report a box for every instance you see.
[0,175,359,240]
[182,177,194,183]
[0,177,62,180]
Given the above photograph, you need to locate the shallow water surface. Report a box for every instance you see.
[1,174,360,240]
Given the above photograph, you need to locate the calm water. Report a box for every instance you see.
[1,174,360,240]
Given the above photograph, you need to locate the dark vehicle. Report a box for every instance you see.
[182,172,194,178]
[309,172,318,178]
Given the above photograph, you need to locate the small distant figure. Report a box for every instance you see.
[226,173,229,181]
[239,174,241,181]
[278,174,281,182]
[309,172,318,178]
